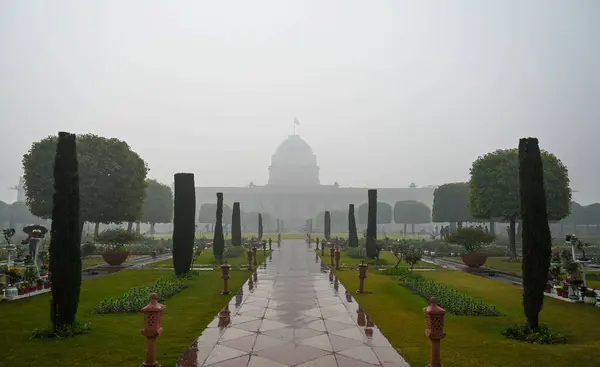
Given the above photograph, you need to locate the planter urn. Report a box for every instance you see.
[460,253,488,268]
[102,250,130,266]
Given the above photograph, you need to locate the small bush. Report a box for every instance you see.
[80,242,97,257]
[502,324,567,344]
[346,247,366,259]
[223,246,243,259]
[31,320,91,339]
[96,276,187,314]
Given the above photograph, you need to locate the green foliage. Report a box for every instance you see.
[222,246,243,259]
[324,211,331,240]
[31,320,91,340]
[172,173,196,275]
[502,324,567,344]
[95,228,139,251]
[469,148,571,222]
[141,180,173,226]
[315,210,348,233]
[348,204,359,248]
[445,227,496,253]
[213,193,225,261]
[393,200,431,224]
[198,203,232,224]
[432,182,473,223]
[366,189,378,258]
[396,270,500,316]
[95,276,187,314]
[231,202,242,246]
[346,246,367,259]
[358,200,393,224]
[49,132,82,329]
[519,138,552,332]
[22,133,148,224]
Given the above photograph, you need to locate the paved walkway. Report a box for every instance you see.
[176,240,410,367]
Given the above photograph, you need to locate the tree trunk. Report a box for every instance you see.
[457,221,463,229]
[403,223,407,235]
[135,221,141,236]
[127,222,133,234]
[411,223,415,235]
[509,219,517,258]
[94,222,100,237]
[150,223,156,235]
[517,220,523,244]
[489,221,495,234]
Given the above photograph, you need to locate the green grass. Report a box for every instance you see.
[333,268,600,367]
[152,232,429,241]
[147,248,270,268]
[0,268,254,367]
[81,255,106,269]
[318,249,436,269]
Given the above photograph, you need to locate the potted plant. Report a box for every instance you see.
[36,278,43,291]
[550,251,561,265]
[96,228,137,266]
[445,227,496,268]
[583,289,597,305]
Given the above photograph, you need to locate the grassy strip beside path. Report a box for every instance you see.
[333,267,600,367]
[147,248,271,268]
[153,232,429,241]
[0,268,253,367]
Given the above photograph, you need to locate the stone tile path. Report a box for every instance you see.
[176,240,410,367]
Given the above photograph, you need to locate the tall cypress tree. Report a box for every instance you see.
[50,132,81,329]
[366,189,378,258]
[348,204,359,248]
[231,202,242,246]
[213,192,225,261]
[258,213,263,241]
[519,138,552,331]
[172,173,196,275]
[324,211,331,240]
[276,218,280,233]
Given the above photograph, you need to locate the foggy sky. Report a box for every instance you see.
[1,1,599,205]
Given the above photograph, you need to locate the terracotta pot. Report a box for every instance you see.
[461,254,488,268]
[102,251,129,266]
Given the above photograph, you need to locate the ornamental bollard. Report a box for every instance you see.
[220,263,231,295]
[247,250,253,271]
[235,288,243,307]
[333,276,339,292]
[218,304,231,328]
[262,241,267,254]
[329,270,334,282]
[357,308,366,327]
[141,293,165,367]
[252,246,258,267]
[253,271,258,283]
[329,246,335,267]
[268,238,272,251]
[334,248,341,270]
[316,237,320,250]
[424,297,446,367]
[321,241,325,256]
[248,276,254,291]
[345,289,352,302]
[357,262,368,293]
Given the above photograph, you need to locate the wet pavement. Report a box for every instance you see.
[176,240,410,367]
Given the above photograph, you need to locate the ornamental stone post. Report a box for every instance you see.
[357,262,368,294]
[220,263,231,295]
[140,293,165,367]
[424,297,446,367]
[334,247,341,270]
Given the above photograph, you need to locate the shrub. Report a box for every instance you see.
[96,276,187,314]
[31,320,91,339]
[502,323,567,344]
[345,247,366,259]
[396,271,500,316]
[445,227,496,253]
[223,246,243,259]
[81,242,97,258]
[96,228,139,251]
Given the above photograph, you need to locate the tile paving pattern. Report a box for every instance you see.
[176,240,410,367]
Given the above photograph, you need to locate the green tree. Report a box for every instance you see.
[324,211,331,240]
[432,182,473,229]
[366,189,378,258]
[348,204,359,248]
[198,203,232,224]
[7,201,43,226]
[172,173,196,275]
[213,193,225,261]
[141,180,173,235]
[315,210,348,233]
[258,213,263,241]
[393,200,431,234]
[49,132,81,330]
[22,134,148,235]
[519,138,552,332]
[357,201,392,225]
[469,148,570,257]
[231,202,242,246]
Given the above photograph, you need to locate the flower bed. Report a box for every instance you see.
[95,276,188,314]
[395,270,500,316]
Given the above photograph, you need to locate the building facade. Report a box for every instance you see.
[196,134,435,231]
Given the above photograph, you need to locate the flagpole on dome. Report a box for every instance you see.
[293,117,300,135]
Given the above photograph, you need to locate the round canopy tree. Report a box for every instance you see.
[141,179,173,235]
[393,200,431,234]
[357,201,392,225]
[315,210,348,233]
[198,203,232,224]
[432,182,473,229]
[22,134,148,235]
[469,148,571,257]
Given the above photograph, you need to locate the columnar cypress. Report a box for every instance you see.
[258,213,263,240]
[348,204,359,248]
[366,189,378,258]
[213,192,225,261]
[519,138,552,331]
[324,211,331,240]
[50,132,81,329]
[231,202,242,246]
[172,173,196,275]
[276,218,280,233]
[309,218,313,233]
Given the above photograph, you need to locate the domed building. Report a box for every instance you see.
[195,133,436,231]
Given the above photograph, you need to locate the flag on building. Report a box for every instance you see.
[294,117,300,125]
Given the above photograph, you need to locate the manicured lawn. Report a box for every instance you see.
[334,268,600,367]
[147,248,270,268]
[318,250,436,269]
[81,254,144,269]
[0,268,253,367]
[153,232,428,241]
